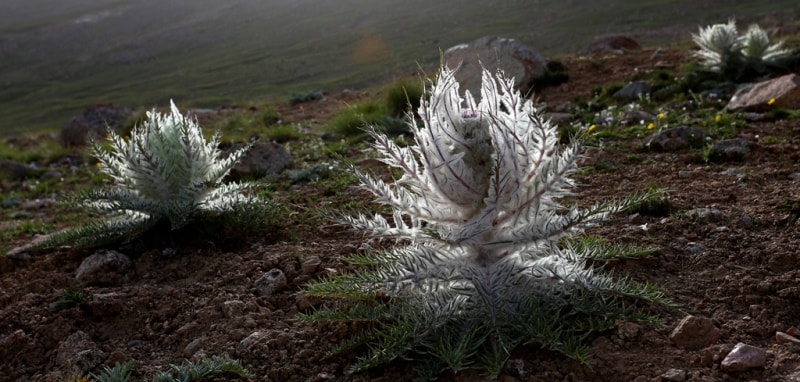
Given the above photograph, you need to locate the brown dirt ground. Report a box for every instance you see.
[2,47,800,381]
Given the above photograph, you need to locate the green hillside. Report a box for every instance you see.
[0,0,796,135]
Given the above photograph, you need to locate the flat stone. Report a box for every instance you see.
[707,139,753,163]
[228,141,293,180]
[727,74,800,111]
[776,331,800,346]
[578,35,642,56]
[685,208,724,223]
[222,300,247,319]
[661,368,686,382]
[237,331,266,354]
[75,250,131,286]
[720,343,767,372]
[252,268,287,297]
[669,315,720,350]
[646,126,707,151]
[301,256,322,274]
[613,81,652,100]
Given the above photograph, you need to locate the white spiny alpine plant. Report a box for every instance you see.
[302,67,673,379]
[740,23,791,63]
[30,100,272,250]
[692,20,793,79]
[692,19,741,73]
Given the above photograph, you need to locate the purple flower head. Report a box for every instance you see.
[461,109,479,119]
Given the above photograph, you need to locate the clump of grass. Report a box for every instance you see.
[264,124,300,143]
[324,100,387,138]
[384,76,424,118]
[55,288,84,310]
[289,90,324,105]
[260,109,282,126]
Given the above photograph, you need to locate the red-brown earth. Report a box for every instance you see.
[1,47,800,381]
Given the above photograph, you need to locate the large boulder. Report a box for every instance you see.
[59,104,132,147]
[726,74,800,111]
[443,36,547,97]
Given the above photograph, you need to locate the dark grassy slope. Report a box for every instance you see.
[0,0,796,135]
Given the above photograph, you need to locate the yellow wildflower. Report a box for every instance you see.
[714,114,722,123]
[588,124,596,133]
[657,112,665,119]
[767,98,776,106]
[647,122,655,130]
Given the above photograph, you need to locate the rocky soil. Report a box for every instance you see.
[2,47,800,381]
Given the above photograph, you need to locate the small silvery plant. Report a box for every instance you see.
[302,68,672,379]
[692,20,792,80]
[692,19,741,73]
[740,23,791,63]
[29,101,274,251]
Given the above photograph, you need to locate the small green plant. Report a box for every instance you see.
[55,288,84,310]
[289,90,324,105]
[152,355,251,382]
[90,361,134,382]
[777,198,800,219]
[324,100,387,138]
[302,68,673,379]
[263,124,300,143]
[384,76,424,118]
[22,101,276,252]
[259,109,282,126]
[288,162,339,184]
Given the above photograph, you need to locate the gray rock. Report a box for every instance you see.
[59,104,132,147]
[183,337,206,358]
[21,198,56,210]
[55,331,106,376]
[75,250,131,286]
[252,268,287,297]
[0,159,36,181]
[623,110,655,124]
[789,172,800,181]
[727,74,800,111]
[222,300,247,319]
[661,368,686,382]
[669,315,720,350]
[40,170,63,180]
[776,331,800,347]
[544,112,573,125]
[578,35,642,56]
[301,256,322,274]
[237,331,266,354]
[646,126,707,151]
[720,343,767,372]
[685,208,723,223]
[228,142,292,180]
[444,36,547,97]
[613,82,652,100]
[708,139,753,162]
